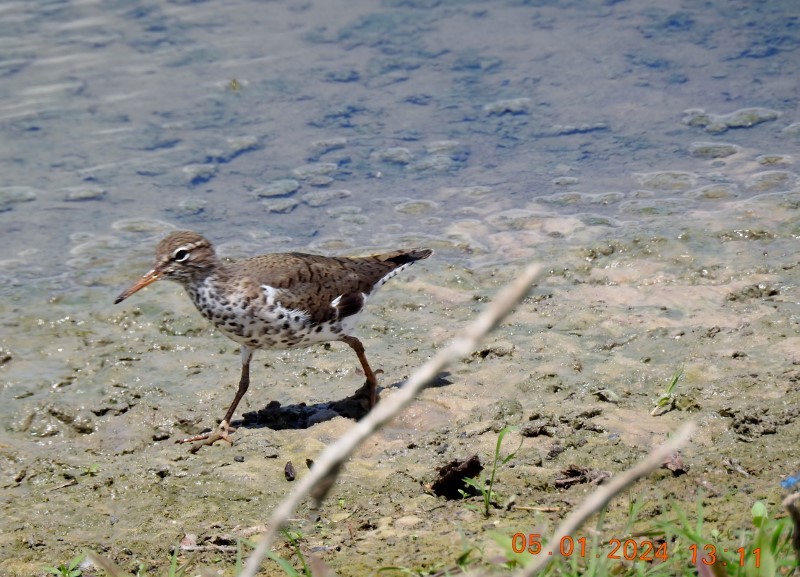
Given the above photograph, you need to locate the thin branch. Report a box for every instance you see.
[240,264,544,577]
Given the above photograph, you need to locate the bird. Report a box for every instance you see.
[114,230,432,451]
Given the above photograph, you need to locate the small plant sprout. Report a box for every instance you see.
[651,367,683,416]
[44,552,85,577]
[460,426,523,517]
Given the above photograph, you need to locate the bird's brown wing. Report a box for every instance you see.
[230,250,430,325]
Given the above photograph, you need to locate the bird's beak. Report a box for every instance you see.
[114,269,160,304]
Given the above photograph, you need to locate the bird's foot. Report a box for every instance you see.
[352,381,379,409]
[177,421,236,453]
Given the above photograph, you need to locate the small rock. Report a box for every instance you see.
[177,197,207,215]
[431,455,483,499]
[688,141,740,159]
[0,187,37,212]
[293,163,338,179]
[261,197,299,214]
[394,200,439,215]
[745,170,797,192]
[112,218,174,234]
[635,171,698,191]
[302,189,351,207]
[483,97,531,115]
[412,154,453,172]
[372,147,414,165]
[284,461,296,481]
[182,163,217,184]
[63,186,107,201]
[255,179,300,198]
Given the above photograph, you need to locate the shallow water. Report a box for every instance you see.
[2,0,800,574]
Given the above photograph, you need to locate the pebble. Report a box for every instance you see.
[255,179,300,198]
[688,141,740,159]
[486,209,540,230]
[69,236,123,256]
[412,154,453,172]
[441,185,493,198]
[782,122,800,136]
[326,205,362,217]
[0,187,37,212]
[483,97,531,115]
[682,107,780,133]
[686,183,738,200]
[541,123,608,136]
[261,197,299,213]
[310,137,347,157]
[226,135,260,155]
[756,154,792,166]
[745,171,797,192]
[177,197,207,215]
[182,163,217,184]
[62,186,107,201]
[112,218,175,234]
[293,163,338,179]
[372,147,414,165]
[424,140,461,154]
[307,175,334,187]
[307,237,353,252]
[394,515,423,528]
[394,200,439,215]
[302,189,351,207]
[635,171,698,191]
[541,192,583,206]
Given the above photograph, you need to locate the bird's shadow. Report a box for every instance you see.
[237,371,453,430]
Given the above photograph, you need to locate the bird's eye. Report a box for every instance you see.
[173,248,190,262]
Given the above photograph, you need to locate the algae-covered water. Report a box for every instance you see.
[1,0,799,574]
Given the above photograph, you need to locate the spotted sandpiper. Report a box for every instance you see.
[115,231,432,451]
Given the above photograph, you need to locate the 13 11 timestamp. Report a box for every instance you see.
[689,544,761,568]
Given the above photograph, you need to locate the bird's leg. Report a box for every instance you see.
[340,335,379,408]
[178,347,253,452]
